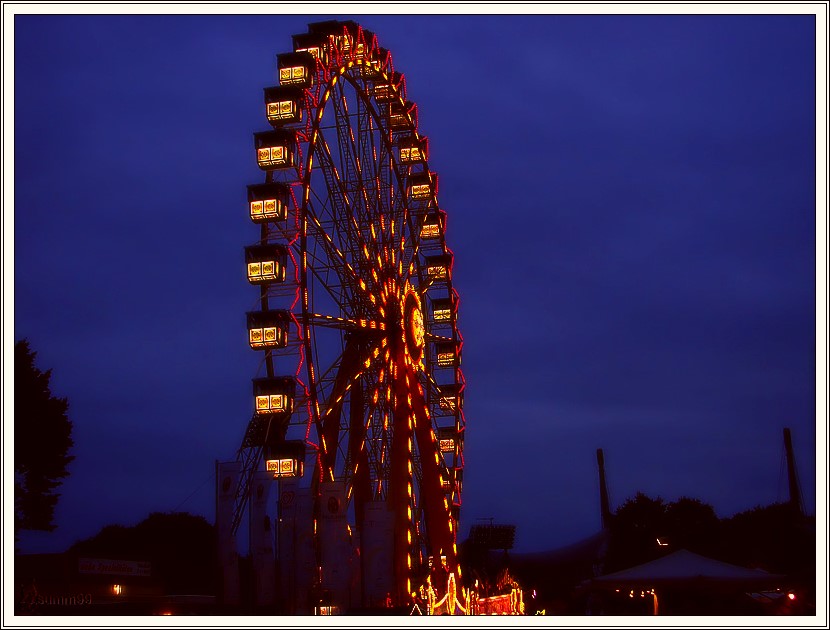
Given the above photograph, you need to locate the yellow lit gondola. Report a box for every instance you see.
[408,172,434,202]
[276,51,316,88]
[389,100,416,131]
[438,383,463,414]
[253,376,296,417]
[420,212,442,240]
[399,135,428,164]
[431,296,456,322]
[264,440,306,479]
[425,252,453,282]
[435,341,460,367]
[372,71,402,102]
[246,309,290,350]
[254,130,297,170]
[264,86,304,126]
[247,182,289,223]
[245,244,288,284]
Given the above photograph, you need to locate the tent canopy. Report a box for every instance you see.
[586,549,786,589]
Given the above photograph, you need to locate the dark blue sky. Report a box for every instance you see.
[11,11,821,555]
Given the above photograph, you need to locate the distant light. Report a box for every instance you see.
[788,593,796,601]
[656,538,668,546]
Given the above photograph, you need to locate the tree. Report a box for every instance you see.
[14,339,75,536]
[70,512,218,594]
[663,496,721,556]
[604,492,667,571]
[605,493,721,572]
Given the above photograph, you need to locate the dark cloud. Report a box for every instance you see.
[12,12,818,555]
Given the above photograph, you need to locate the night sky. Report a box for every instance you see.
[10,9,821,557]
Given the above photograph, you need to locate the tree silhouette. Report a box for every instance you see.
[604,493,722,572]
[70,512,218,594]
[14,339,75,536]
[604,492,667,572]
[663,496,720,556]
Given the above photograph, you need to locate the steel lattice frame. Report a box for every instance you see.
[234,20,466,604]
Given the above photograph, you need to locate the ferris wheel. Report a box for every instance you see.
[235,20,465,609]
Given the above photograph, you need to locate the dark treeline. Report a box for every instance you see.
[604,493,815,585]
[68,512,217,595]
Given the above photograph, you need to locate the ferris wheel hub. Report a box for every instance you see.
[402,286,425,364]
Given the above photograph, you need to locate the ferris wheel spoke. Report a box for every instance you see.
[305,197,375,310]
[313,132,383,288]
[306,312,385,332]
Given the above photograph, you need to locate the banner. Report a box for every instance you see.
[279,481,316,614]
[216,460,241,606]
[250,470,275,607]
[320,481,355,610]
[78,558,151,577]
[361,501,394,607]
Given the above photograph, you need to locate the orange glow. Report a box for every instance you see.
[427,264,447,280]
[249,197,285,222]
[266,458,303,478]
[433,306,452,321]
[249,326,285,349]
[256,143,293,169]
[296,46,322,59]
[410,183,431,200]
[247,259,284,283]
[439,395,458,412]
[421,223,440,240]
[372,83,397,101]
[280,66,308,86]
[439,438,455,452]
[266,99,301,123]
[255,393,292,415]
[437,353,454,366]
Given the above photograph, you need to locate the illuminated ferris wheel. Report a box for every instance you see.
[234,20,466,609]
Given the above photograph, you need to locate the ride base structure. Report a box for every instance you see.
[214,20,522,615]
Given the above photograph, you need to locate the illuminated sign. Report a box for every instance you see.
[439,438,455,452]
[256,144,293,169]
[436,343,458,367]
[296,46,323,59]
[250,197,285,221]
[390,111,410,128]
[410,183,431,200]
[279,66,309,85]
[420,215,441,240]
[399,146,423,162]
[266,99,301,124]
[427,264,447,280]
[247,259,284,283]
[439,395,458,412]
[372,83,397,102]
[249,325,285,349]
[266,458,303,478]
[255,393,290,414]
[247,310,289,350]
[245,245,287,284]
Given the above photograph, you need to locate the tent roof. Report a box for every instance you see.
[589,549,786,588]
